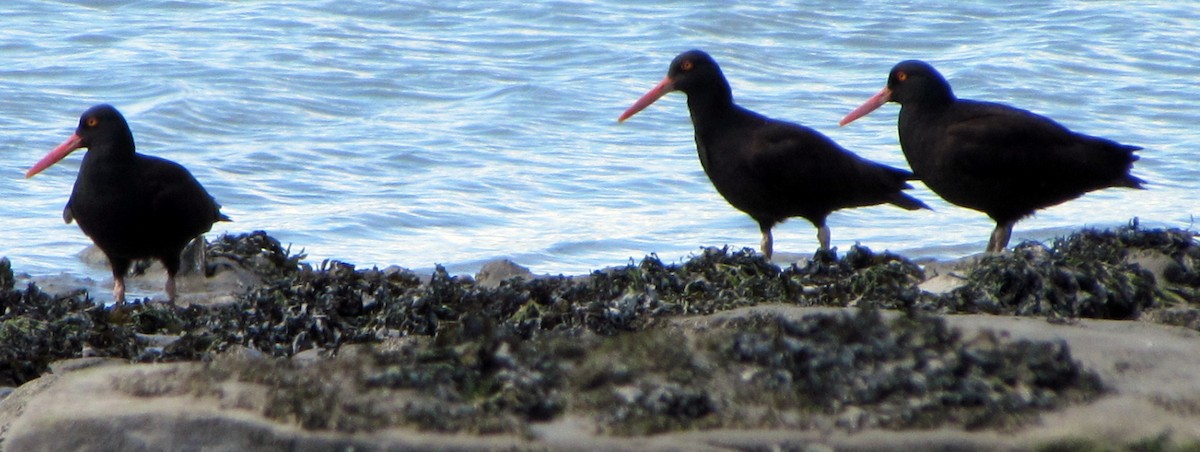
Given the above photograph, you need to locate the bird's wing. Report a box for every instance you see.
[938,102,1131,183]
[749,121,909,199]
[141,156,224,235]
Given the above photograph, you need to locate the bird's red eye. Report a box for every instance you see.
[681,60,694,71]
[86,117,99,127]
[896,71,908,82]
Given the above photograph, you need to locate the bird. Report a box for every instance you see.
[26,104,230,303]
[839,60,1145,252]
[619,50,929,259]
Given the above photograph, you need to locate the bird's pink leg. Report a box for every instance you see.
[113,278,126,304]
[165,275,177,303]
[987,220,1016,253]
[760,228,774,260]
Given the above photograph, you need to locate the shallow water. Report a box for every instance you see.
[1,1,1197,291]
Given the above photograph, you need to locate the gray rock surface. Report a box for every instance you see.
[475,258,534,288]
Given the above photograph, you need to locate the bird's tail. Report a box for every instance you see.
[889,191,932,211]
[1118,174,1147,190]
[1117,144,1146,189]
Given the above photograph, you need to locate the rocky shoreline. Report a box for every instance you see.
[1,224,1199,450]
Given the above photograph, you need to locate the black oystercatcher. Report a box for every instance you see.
[619,50,929,258]
[26,104,230,302]
[840,60,1145,252]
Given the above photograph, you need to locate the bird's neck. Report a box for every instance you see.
[684,79,735,121]
[897,101,950,166]
[686,88,746,174]
[90,131,138,160]
[909,82,957,109]
[898,86,956,127]
[81,141,138,168]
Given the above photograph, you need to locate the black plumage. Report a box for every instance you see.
[841,60,1144,252]
[27,104,229,302]
[620,50,929,258]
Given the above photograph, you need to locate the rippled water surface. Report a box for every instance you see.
[2,1,1197,282]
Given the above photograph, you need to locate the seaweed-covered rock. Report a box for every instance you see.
[572,328,716,435]
[6,225,1197,387]
[1045,223,1200,305]
[718,310,1103,430]
[938,222,1200,319]
[1,257,13,292]
[576,247,792,326]
[101,308,1102,437]
[206,230,306,279]
[0,285,137,386]
[943,242,1154,319]
[783,245,926,309]
[15,226,1199,446]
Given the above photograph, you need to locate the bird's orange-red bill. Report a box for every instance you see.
[618,76,676,122]
[839,87,892,127]
[26,133,84,178]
